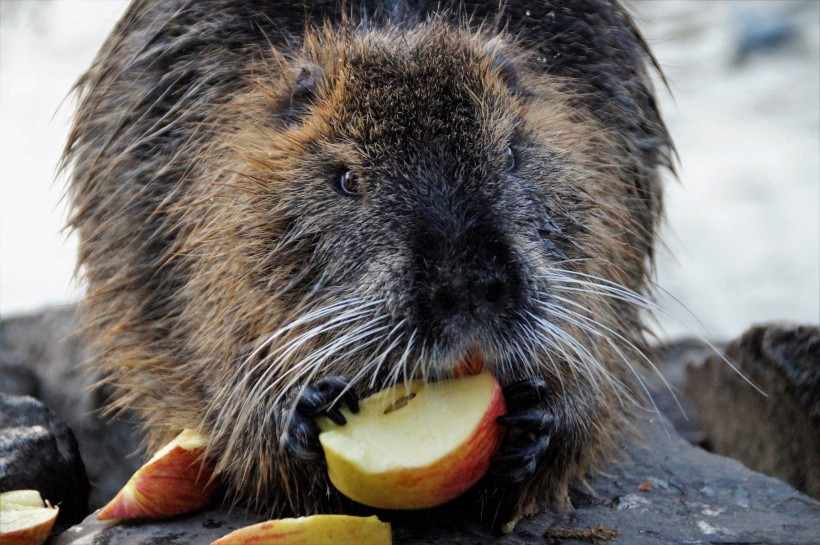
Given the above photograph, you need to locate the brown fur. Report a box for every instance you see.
[64,0,672,528]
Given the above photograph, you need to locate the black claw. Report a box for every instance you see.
[489,456,538,484]
[283,376,360,462]
[343,389,360,414]
[295,376,359,418]
[488,378,558,485]
[491,447,534,465]
[296,387,326,414]
[503,378,549,409]
[324,407,347,426]
[494,434,551,463]
[497,408,554,432]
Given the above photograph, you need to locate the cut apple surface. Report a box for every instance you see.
[318,371,506,509]
[97,428,218,521]
[211,514,391,545]
[0,489,59,545]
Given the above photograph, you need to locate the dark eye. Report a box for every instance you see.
[503,146,516,171]
[336,170,360,197]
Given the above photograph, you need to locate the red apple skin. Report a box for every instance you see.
[97,441,218,520]
[324,377,507,509]
[0,508,58,545]
[0,490,59,545]
[1,523,55,545]
[210,515,391,545]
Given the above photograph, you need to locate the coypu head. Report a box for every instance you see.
[168,21,667,512]
[266,27,538,379]
[190,22,655,392]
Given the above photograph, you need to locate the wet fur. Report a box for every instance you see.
[64,0,672,527]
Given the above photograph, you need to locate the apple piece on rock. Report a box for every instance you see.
[210,514,391,545]
[0,489,59,545]
[318,371,506,509]
[97,428,218,521]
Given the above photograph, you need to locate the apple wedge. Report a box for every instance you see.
[318,371,506,509]
[97,428,218,520]
[210,515,391,545]
[0,489,59,545]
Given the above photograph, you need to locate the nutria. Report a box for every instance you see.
[63,0,672,528]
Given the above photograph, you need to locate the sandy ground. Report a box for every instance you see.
[1,0,818,341]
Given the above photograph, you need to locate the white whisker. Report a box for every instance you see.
[542,268,765,396]
[364,319,408,389]
[538,301,664,417]
[228,302,377,418]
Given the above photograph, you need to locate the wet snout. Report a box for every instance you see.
[410,194,523,345]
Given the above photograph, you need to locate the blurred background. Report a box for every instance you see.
[1,0,818,342]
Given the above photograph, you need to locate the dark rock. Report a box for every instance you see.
[0,393,90,526]
[686,323,820,500]
[52,506,266,545]
[650,339,719,447]
[0,307,144,509]
[52,414,820,545]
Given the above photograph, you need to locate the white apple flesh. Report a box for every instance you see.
[0,489,59,545]
[210,514,391,545]
[97,428,218,520]
[318,371,506,509]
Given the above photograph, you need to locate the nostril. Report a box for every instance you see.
[432,277,508,317]
[432,289,458,314]
[484,278,506,304]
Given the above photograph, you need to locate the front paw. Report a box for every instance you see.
[281,376,359,462]
[489,378,557,484]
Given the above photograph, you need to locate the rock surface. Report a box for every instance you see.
[0,307,143,510]
[0,393,89,526]
[687,323,820,499]
[52,413,820,545]
[3,308,820,543]
[650,339,720,447]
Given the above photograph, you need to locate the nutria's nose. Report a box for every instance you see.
[430,271,511,319]
[412,216,522,340]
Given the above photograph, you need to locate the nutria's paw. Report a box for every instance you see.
[489,378,554,483]
[282,376,359,462]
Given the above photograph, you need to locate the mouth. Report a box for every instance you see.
[453,349,486,377]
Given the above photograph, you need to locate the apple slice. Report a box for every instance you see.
[318,371,506,509]
[0,489,59,545]
[210,515,391,545]
[97,428,218,520]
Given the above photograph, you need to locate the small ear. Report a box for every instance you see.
[483,37,520,92]
[287,64,325,117]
